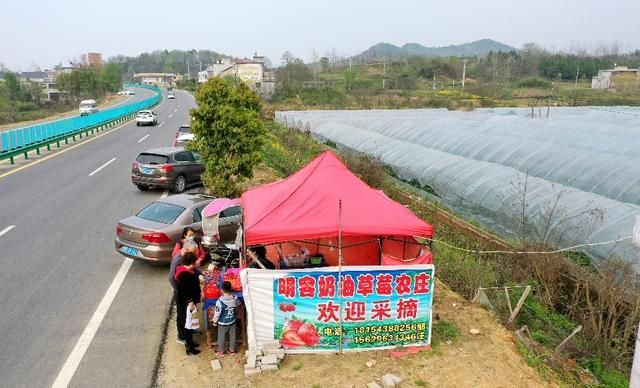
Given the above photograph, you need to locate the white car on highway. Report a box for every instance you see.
[136,110,158,126]
[167,93,175,99]
[172,133,194,147]
[79,99,98,116]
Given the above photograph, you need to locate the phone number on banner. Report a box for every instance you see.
[353,332,427,344]
[352,322,427,335]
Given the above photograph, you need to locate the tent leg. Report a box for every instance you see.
[402,238,407,260]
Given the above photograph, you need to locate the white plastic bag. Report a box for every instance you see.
[185,306,200,330]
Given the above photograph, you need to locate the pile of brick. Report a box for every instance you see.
[244,341,285,377]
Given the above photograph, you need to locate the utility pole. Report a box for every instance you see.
[575,67,580,88]
[462,59,467,91]
[382,57,386,89]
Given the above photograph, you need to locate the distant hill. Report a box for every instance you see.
[355,39,516,60]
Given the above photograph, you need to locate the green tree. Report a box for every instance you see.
[188,77,264,197]
[77,68,99,97]
[319,57,330,72]
[25,81,44,105]
[3,72,25,101]
[100,63,123,93]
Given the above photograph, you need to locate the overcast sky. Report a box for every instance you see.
[1,0,639,70]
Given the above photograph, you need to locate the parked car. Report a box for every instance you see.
[131,147,204,193]
[79,99,98,116]
[114,193,215,264]
[167,93,175,99]
[201,202,242,249]
[173,133,194,148]
[136,110,157,126]
[175,124,192,138]
[125,89,136,95]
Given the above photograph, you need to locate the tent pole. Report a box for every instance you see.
[241,207,247,267]
[378,238,383,265]
[402,238,406,260]
[338,199,344,355]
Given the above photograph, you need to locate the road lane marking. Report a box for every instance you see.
[173,109,178,113]
[88,158,117,177]
[161,190,169,199]
[168,113,173,119]
[0,225,15,237]
[158,122,165,128]
[50,258,133,388]
[137,134,149,143]
[0,92,168,181]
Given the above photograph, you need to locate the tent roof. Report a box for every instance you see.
[242,151,434,245]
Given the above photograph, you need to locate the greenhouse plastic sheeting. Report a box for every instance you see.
[275,107,640,266]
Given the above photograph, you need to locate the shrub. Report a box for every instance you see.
[580,358,628,388]
[432,320,460,345]
[340,151,388,189]
[517,78,553,89]
[434,244,500,299]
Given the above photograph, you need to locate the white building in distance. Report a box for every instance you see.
[198,55,275,98]
[592,66,639,89]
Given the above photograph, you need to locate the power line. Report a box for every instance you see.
[428,235,632,255]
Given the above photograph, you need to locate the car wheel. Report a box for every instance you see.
[173,175,186,193]
[136,122,140,126]
[136,184,149,191]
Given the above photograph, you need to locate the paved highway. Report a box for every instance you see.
[0,87,196,387]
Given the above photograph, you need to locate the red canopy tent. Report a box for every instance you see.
[241,151,434,266]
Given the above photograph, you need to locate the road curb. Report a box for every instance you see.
[150,293,175,388]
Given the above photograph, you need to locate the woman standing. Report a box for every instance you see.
[172,227,207,265]
[175,252,202,355]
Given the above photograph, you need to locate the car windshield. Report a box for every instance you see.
[178,126,191,134]
[136,153,169,164]
[138,111,151,116]
[136,202,185,224]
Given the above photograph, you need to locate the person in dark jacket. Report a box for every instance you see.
[247,245,275,269]
[175,252,202,355]
[169,244,200,345]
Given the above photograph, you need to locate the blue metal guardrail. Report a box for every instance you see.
[0,83,162,164]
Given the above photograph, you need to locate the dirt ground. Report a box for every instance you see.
[157,279,558,388]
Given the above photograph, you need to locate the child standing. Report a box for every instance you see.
[213,281,241,356]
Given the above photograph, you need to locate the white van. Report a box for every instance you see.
[79,99,98,116]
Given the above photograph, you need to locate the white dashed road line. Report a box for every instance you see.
[168,113,173,119]
[158,122,165,128]
[50,189,172,388]
[50,258,133,388]
[137,135,149,143]
[88,158,117,177]
[0,225,15,237]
